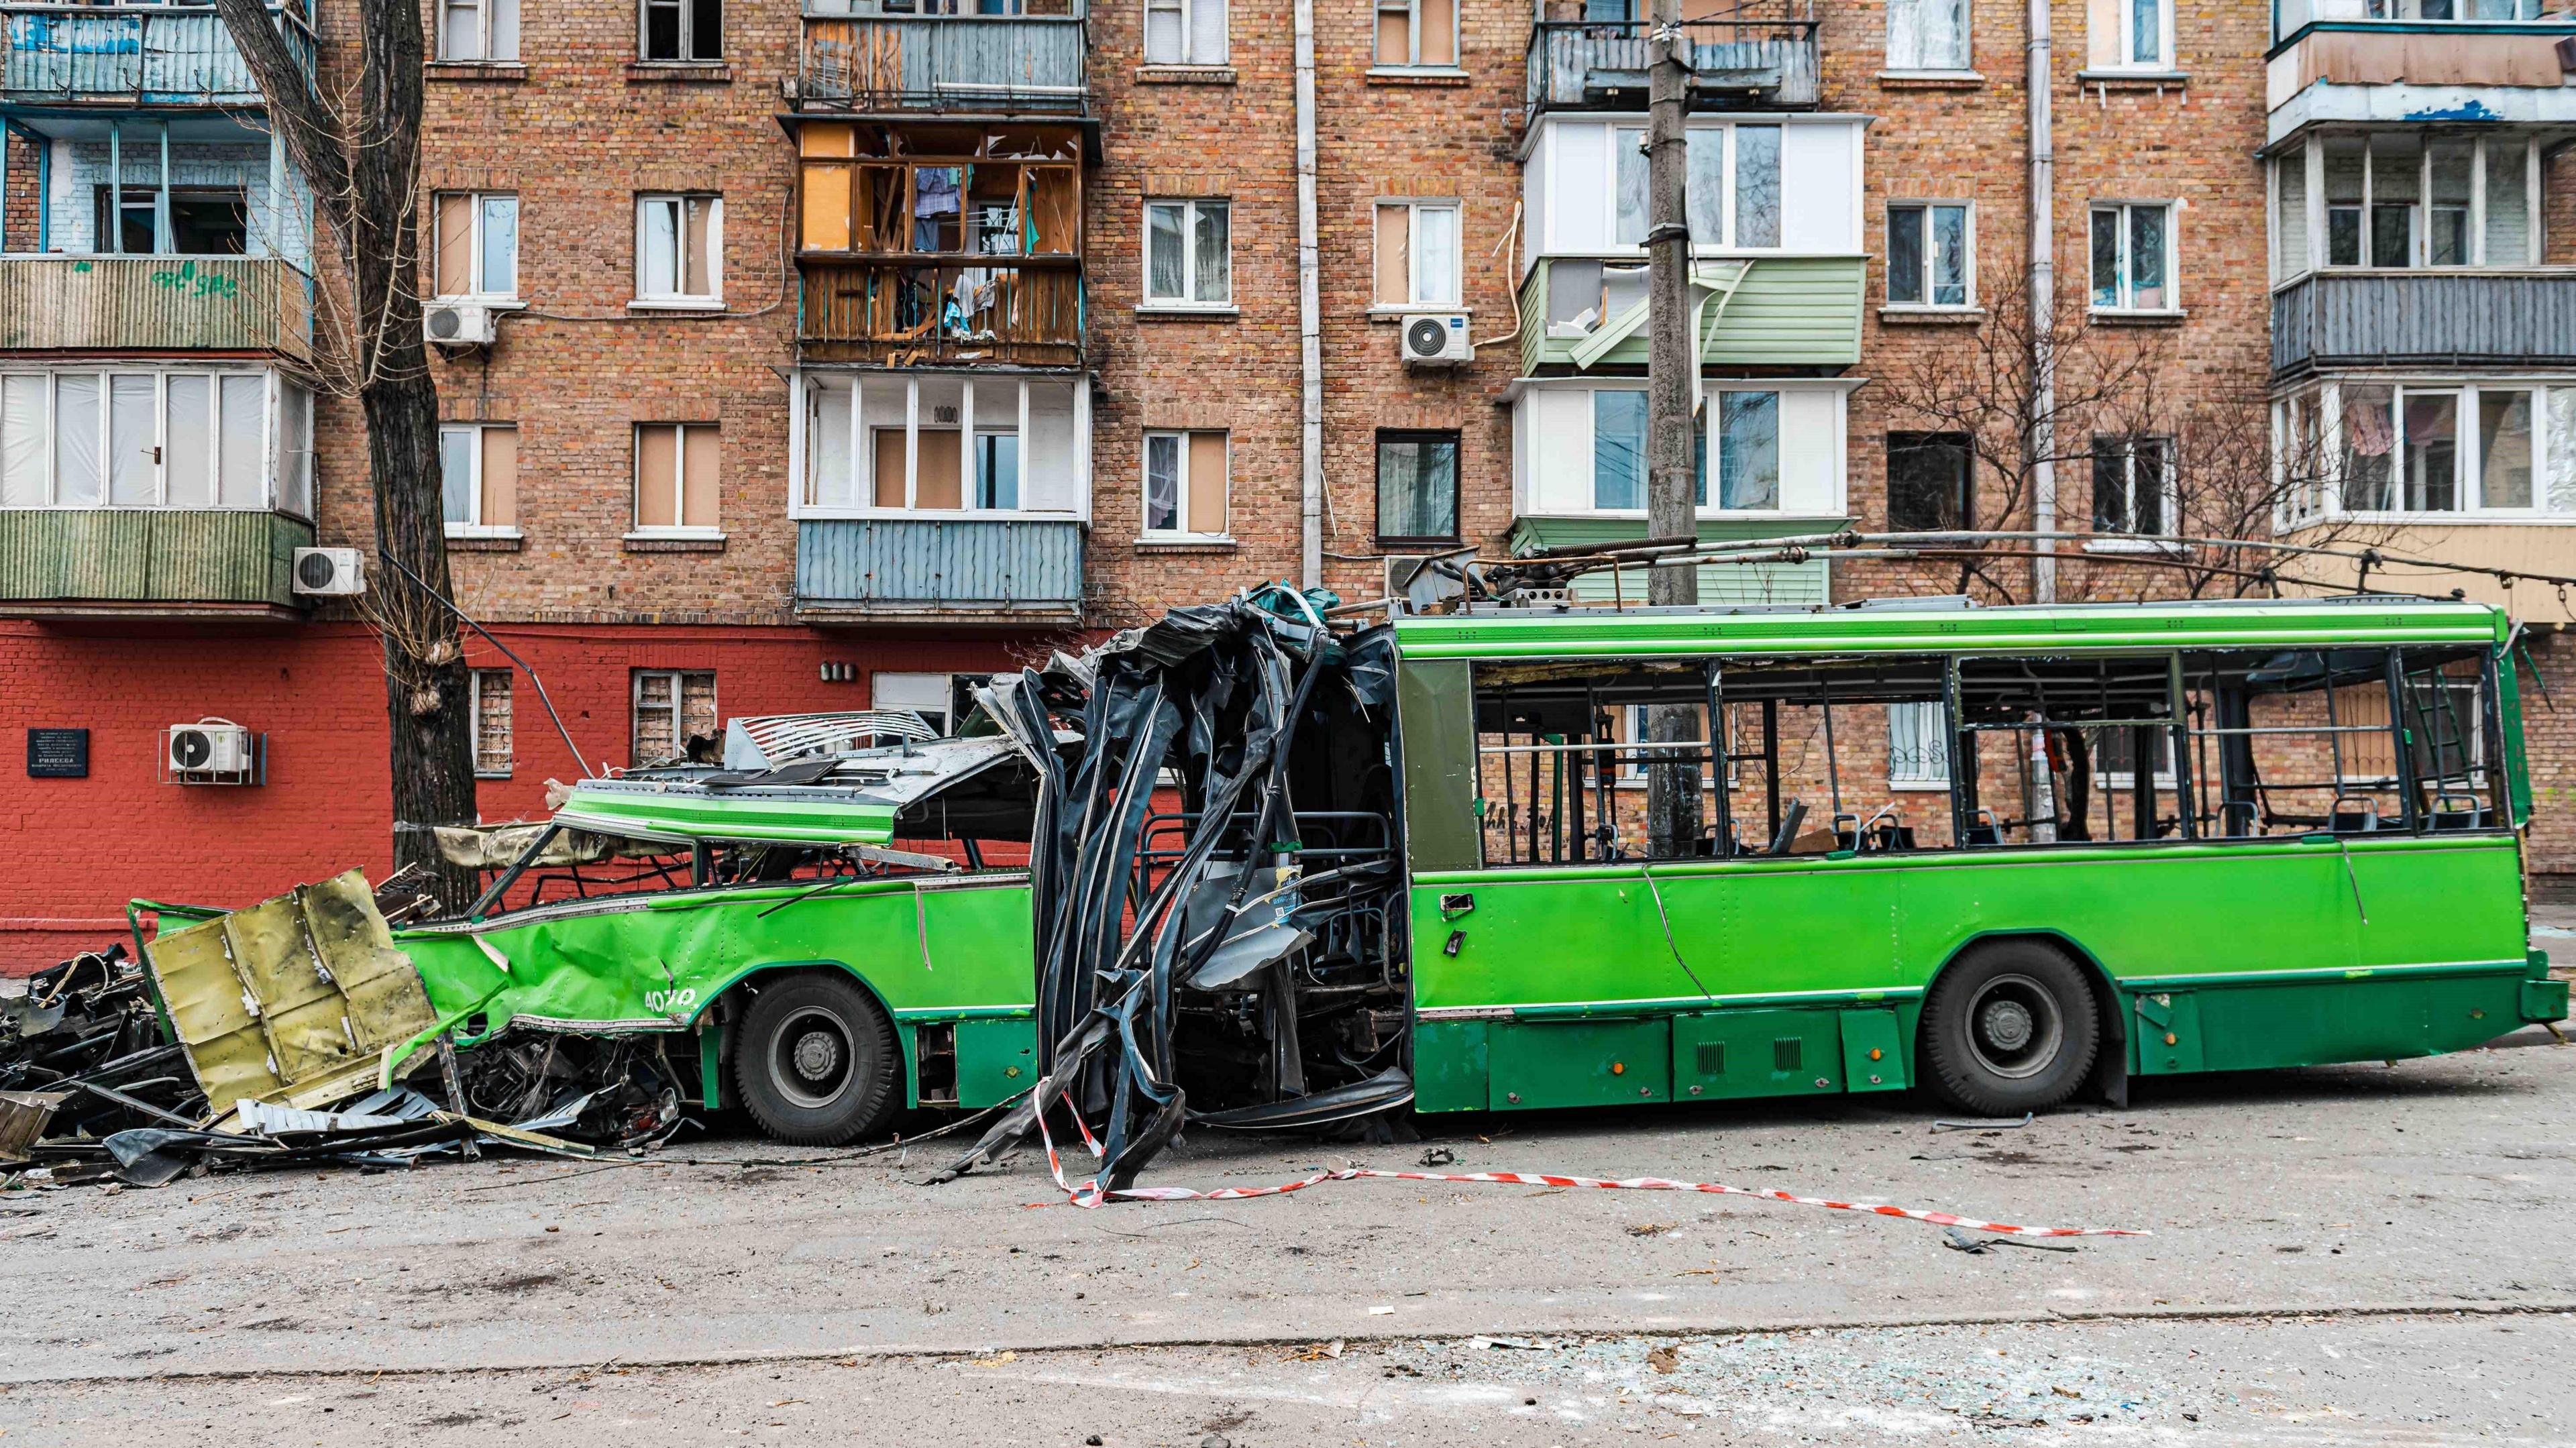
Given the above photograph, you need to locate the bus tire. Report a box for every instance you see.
[1920,942,2100,1116]
[733,972,900,1146]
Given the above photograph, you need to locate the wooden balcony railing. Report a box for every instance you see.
[799,260,1081,366]
[1,3,313,105]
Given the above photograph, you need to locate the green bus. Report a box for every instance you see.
[164,596,2555,1148]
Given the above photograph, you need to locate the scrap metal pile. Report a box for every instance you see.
[944,591,1413,1195]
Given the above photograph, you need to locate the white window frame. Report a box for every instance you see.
[2301,378,2566,521]
[469,668,513,779]
[1142,0,1228,66]
[631,669,716,766]
[2090,433,2177,539]
[1373,0,1460,70]
[1886,700,1951,791]
[1883,199,1975,311]
[0,367,286,512]
[440,421,517,537]
[632,421,720,537]
[792,372,1091,522]
[1140,428,1229,541]
[2088,199,2179,315]
[1373,199,1463,310]
[1141,198,1232,309]
[633,194,723,309]
[433,191,519,302]
[437,0,518,62]
[1613,121,1789,254]
[871,671,980,734]
[2110,0,2176,70]
[1589,384,1786,516]
[2283,135,2542,276]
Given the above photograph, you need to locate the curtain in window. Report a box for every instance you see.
[1146,204,1185,300]
[1145,433,1182,531]
[166,374,213,508]
[1886,0,1968,70]
[1887,702,1950,785]
[54,376,101,507]
[1717,392,1778,509]
[2550,388,2576,514]
[2485,140,2530,266]
[1191,202,1230,302]
[1412,205,1458,304]
[108,375,154,506]
[1593,391,1646,509]
[1731,126,1780,248]
[2479,390,2534,509]
[217,374,264,508]
[1377,435,1456,539]
[0,376,44,507]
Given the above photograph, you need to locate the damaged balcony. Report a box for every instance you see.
[794,120,1085,366]
[1,1,313,107]
[2265,2,2576,145]
[792,368,1088,624]
[796,0,1086,115]
[1525,1,1820,122]
[1516,255,1865,372]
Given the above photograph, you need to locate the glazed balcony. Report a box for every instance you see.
[796,518,1083,624]
[0,508,314,620]
[0,256,311,357]
[1525,4,1819,123]
[1,3,313,107]
[2265,9,2576,143]
[2271,270,2576,375]
[796,1,1085,114]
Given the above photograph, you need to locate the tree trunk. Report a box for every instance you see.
[1643,0,1703,859]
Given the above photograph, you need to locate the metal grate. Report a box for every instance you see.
[1772,1036,1803,1072]
[1695,1040,1727,1077]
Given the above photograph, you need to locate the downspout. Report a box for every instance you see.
[2027,0,2056,602]
[1294,0,1324,590]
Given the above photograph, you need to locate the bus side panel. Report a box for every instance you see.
[953,1017,1040,1108]
[1411,1019,1490,1113]
[2345,837,2526,972]
[1409,875,1691,1012]
[2139,972,2522,1074]
[912,881,1040,1011]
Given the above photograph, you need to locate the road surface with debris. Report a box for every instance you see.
[6,1018,2576,1445]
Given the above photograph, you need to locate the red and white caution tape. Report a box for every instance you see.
[1030,1099,2146,1237]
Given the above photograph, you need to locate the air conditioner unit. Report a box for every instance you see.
[168,719,254,776]
[292,547,366,596]
[1399,313,1472,366]
[423,300,495,347]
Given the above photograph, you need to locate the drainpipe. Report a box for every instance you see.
[1294,0,1324,591]
[2027,0,2056,602]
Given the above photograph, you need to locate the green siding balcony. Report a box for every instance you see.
[0,508,313,618]
[1507,515,1843,607]
[1516,255,1864,376]
[0,258,313,358]
[796,516,1083,624]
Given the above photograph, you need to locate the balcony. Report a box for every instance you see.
[795,517,1083,624]
[0,508,313,619]
[1,3,313,107]
[1515,255,1864,375]
[1525,6,1819,123]
[799,260,1081,366]
[2271,271,2576,376]
[797,7,1086,114]
[0,257,311,357]
[2265,16,2576,143]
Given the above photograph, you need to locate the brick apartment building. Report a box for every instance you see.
[2,0,2574,965]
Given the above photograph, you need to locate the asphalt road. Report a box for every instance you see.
[7,1019,2576,1445]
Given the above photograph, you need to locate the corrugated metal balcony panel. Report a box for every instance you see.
[2271,272,2576,375]
[1516,256,1865,374]
[1525,15,1820,119]
[796,517,1083,620]
[0,508,311,610]
[800,17,1086,111]
[0,258,313,357]
[1,5,313,105]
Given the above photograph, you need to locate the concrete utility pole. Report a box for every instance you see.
[2027,0,2057,602]
[1644,0,1704,858]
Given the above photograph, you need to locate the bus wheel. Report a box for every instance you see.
[734,972,900,1146]
[1920,943,2100,1116]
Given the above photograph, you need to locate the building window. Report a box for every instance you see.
[1591,388,1779,512]
[2088,201,2174,313]
[1618,123,1782,250]
[2090,434,2173,535]
[1143,429,1228,538]
[1373,201,1461,307]
[1376,431,1460,543]
[633,670,717,767]
[2339,382,2538,514]
[440,0,519,61]
[1886,203,1970,308]
[2292,135,2536,274]
[2277,0,2541,35]
[802,374,1083,515]
[2110,0,2170,68]
[1143,199,1230,308]
[636,195,721,305]
[432,192,519,300]
[90,185,248,257]
[0,369,307,515]
[1886,0,1969,70]
[470,669,514,778]
[872,671,979,734]
[1374,0,1458,67]
[641,0,720,61]
[1887,701,1951,789]
[439,423,518,532]
[635,423,719,533]
[1887,431,1972,530]
[1144,0,1227,64]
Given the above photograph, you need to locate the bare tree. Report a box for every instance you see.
[215,0,477,904]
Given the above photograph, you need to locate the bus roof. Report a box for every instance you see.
[1389,596,2510,663]
[551,781,900,846]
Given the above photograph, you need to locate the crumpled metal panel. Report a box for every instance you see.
[146,870,441,1115]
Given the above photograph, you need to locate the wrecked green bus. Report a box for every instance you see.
[150,595,2561,1153]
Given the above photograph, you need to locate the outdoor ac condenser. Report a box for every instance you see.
[292,547,366,597]
[1399,313,1472,366]
[423,300,496,347]
[167,720,254,775]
